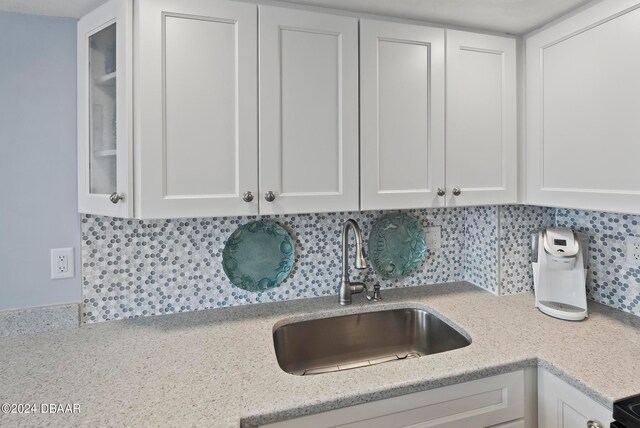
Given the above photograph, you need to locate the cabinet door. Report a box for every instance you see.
[360,20,445,210]
[135,0,258,219]
[491,420,525,428]
[526,1,640,214]
[262,371,526,428]
[538,369,613,428]
[259,6,359,215]
[446,30,517,207]
[77,0,132,217]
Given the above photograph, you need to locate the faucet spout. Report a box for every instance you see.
[340,219,368,305]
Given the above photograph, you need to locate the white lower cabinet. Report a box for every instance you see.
[538,369,612,428]
[263,368,617,428]
[262,370,532,428]
[491,420,525,428]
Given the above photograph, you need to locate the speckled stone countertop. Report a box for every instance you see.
[1,282,639,427]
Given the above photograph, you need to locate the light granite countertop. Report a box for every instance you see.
[1,282,639,427]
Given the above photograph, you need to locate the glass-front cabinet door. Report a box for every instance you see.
[77,0,132,217]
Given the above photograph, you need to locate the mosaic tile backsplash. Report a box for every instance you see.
[81,209,467,323]
[463,206,499,293]
[556,209,640,316]
[81,205,640,323]
[499,205,556,295]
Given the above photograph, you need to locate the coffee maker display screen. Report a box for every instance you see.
[554,239,567,246]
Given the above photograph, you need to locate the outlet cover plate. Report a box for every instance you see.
[424,226,441,251]
[627,236,640,265]
[51,248,74,280]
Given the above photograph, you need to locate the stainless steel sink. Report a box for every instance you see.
[273,308,471,376]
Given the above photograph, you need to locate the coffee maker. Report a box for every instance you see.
[531,227,588,321]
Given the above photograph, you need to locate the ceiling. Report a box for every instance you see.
[0,0,594,34]
[276,0,595,34]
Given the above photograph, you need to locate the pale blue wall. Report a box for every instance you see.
[0,11,80,310]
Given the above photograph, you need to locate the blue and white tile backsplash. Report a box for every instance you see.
[556,209,640,316]
[81,205,640,323]
[463,206,499,293]
[81,208,467,323]
[499,205,556,295]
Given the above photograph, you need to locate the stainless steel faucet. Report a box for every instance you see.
[339,219,368,305]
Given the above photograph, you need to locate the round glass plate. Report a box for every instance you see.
[222,221,295,292]
[368,213,427,279]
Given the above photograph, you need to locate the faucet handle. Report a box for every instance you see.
[367,284,382,302]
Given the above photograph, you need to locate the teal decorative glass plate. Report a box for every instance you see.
[222,221,295,292]
[368,213,427,279]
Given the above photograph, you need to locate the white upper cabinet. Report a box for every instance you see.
[259,6,359,214]
[78,0,132,217]
[360,22,515,211]
[526,0,640,214]
[446,30,517,207]
[360,19,446,210]
[79,0,521,218]
[134,0,258,219]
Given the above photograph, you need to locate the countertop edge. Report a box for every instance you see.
[240,357,617,427]
[240,358,537,427]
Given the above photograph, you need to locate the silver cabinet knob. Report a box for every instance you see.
[109,193,124,204]
[587,421,603,428]
[437,188,445,197]
[452,187,462,196]
[264,191,276,202]
[242,191,254,202]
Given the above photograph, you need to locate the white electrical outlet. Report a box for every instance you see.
[424,226,441,251]
[627,236,640,265]
[51,248,75,280]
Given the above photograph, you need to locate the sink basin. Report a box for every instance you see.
[273,308,471,375]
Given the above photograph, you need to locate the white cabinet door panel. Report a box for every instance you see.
[78,0,133,217]
[259,6,358,215]
[446,30,517,207]
[360,19,445,210]
[135,0,258,219]
[526,1,640,213]
[489,420,524,428]
[538,369,613,428]
[163,16,237,198]
[262,371,525,428]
